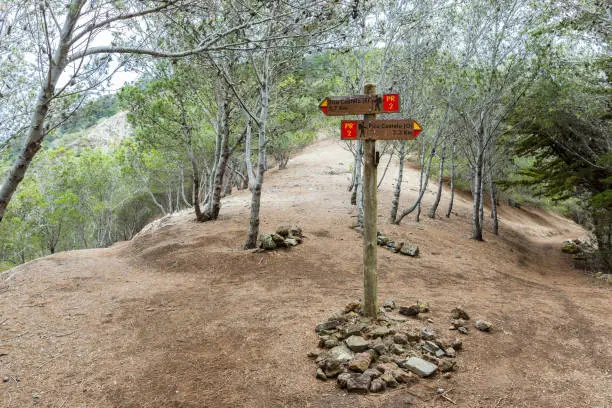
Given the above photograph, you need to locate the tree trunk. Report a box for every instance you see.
[479,164,485,230]
[377,147,394,189]
[244,116,256,189]
[362,84,377,318]
[471,144,484,241]
[445,140,456,218]
[244,52,269,249]
[354,141,364,224]
[393,104,450,224]
[201,86,231,221]
[429,140,447,218]
[388,141,406,223]
[188,143,204,220]
[0,1,84,223]
[489,176,499,235]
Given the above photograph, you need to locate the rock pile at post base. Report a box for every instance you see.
[353,227,419,257]
[259,225,304,250]
[310,301,494,394]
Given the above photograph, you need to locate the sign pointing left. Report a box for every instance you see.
[319,94,401,116]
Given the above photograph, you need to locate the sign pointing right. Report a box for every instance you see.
[340,119,423,140]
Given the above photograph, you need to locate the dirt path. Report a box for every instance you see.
[0,138,610,408]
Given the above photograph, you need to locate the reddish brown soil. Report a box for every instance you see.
[0,138,610,408]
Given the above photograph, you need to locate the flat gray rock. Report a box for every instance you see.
[329,344,354,363]
[402,357,438,377]
[345,335,369,352]
[346,374,371,394]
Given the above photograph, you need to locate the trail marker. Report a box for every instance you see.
[319,88,422,318]
[319,94,401,116]
[340,119,423,140]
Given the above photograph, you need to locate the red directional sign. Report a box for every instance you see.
[319,94,401,116]
[340,119,422,140]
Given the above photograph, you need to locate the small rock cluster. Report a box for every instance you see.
[353,227,419,257]
[561,238,594,261]
[309,301,492,394]
[594,272,612,284]
[447,307,492,334]
[259,225,304,250]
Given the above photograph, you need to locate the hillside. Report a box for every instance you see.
[0,138,610,408]
[49,111,132,151]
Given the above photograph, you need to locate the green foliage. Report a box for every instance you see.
[268,70,322,168]
[0,145,158,266]
[505,35,611,268]
[51,95,120,141]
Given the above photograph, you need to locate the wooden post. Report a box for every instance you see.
[362,83,378,318]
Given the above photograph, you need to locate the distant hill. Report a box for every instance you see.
[49,111,132,151]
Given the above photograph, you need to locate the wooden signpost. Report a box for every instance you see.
[320,85,422,318]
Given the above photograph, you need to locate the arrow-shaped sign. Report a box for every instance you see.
[319,94,400,116]
[341,119,422,140]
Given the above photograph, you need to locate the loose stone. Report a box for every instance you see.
[393,333,408,344]
[370,378,387,393]
[345,335,369,352]
[348,352,372,373]
[406,329,421,342]
[315,320,342,332]
[344,301,361,313]
[438,359,456,373]
[381,371,399,388]
[363,368,381,379]
[337,372,352,388]
[475,319,492,331]
[420,327,436,340]
[346,374,371,394]
[457,326,469,335]
[402,357,438,377]
[393,369,418,384]
[344,323,366,337]
[375,362,399,373]
[399,305,420,316]
[400,244,419,257]
[328,344,354,363]
[370,338,387,355]
[451,319,467,328]
[260,234,276,250]
[391,343,405,355]
[416,301,430,313]
[324,359,344,378]
[316,368,327,381]
[383,299,395,310]
[324,339,339,349]
[370,326,391,338]
[451,307,470,320]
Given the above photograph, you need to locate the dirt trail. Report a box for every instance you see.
[0,138,610,408]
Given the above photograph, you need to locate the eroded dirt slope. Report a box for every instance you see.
[0,138,610,408]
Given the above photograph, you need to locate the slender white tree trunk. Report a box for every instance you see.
[445,140,456,218]
[0,0,85,222]
[429,140,447,218]
[472,142,484,241]
[244,51,270,249]
[389,141,406,222]
[489,175,499,235]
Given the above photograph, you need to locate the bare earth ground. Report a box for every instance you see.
[0,138,610,408]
